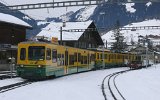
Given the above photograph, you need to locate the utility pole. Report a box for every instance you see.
[10,27,15,78]
[145,42,148,68]
[102,45,105,68]
[60,21,66,45]
[102,39,105,68]
[60,26,62,45]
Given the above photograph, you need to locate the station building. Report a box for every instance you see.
[0,13,31,70]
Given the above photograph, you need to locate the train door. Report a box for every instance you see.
[87,53,90,69]
[74,52,78,72]
[65,50,68,74]
[122,55,125,64]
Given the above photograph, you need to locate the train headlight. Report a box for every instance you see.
[20,65,24,67]
[38,65,41,68]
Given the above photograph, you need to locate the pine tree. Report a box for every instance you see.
[111,20,127,52]
[130,34,135,46]
[146,35,153,49]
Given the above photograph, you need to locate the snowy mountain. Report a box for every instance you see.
[1,0,160,40]
[38,2,160,32]
[74,5,97,21]
[92,2,160,33]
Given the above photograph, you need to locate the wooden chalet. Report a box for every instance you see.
[0,13,31,70]
[37,21,104,49]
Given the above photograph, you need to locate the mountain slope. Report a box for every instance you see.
[101,19,160,47]
[1,1,160,40]
[91,2,160,33]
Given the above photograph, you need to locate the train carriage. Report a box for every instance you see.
[17,41,96,79]
[17,41,138,80]
[94,51,133,68]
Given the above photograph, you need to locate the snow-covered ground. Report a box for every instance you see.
[0,78,25,87]
[0,64,160,100]
[117,64,160,100]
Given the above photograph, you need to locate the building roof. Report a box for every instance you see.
[0,13,31,28]
[37,21,93,41]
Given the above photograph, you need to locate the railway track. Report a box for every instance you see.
[101,69,132,100]
[0,75,17,80]
[0,81,32,93]
[0,71,17,80]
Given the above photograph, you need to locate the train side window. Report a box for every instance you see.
[91,54,95,61]
[46,48,51,60]
[78,53,81,62]
[61,54,64,65]
[20,48,26,60]
[97,53,99,59]
[69,55,74,65]
[109,54,110,61]
[74,53,77,62]
[110,54,112,59]
[52,49,57,63]
[57,54,61,66]
[122,55,124,60]
[105,54,107,59]
[81,56,83,64]
[100,54,102,59]
[84,56,87,64]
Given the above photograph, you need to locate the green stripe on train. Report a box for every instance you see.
[67,65,90,74]
[17,64,94,79]
[17,66,46,79]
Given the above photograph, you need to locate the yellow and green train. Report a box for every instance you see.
[17,41,138,79]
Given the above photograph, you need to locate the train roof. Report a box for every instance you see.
[19,41,95,51]
[87,48,110,52]
[19,41,50,44]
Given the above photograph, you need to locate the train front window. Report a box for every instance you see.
[20,48,26,60]
[28,46,45,60]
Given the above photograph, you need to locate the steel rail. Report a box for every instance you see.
[101,70,130,100]
[0,81,32,93]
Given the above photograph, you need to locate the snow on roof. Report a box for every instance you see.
[37,21,93,41]
[0,13,31,28]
